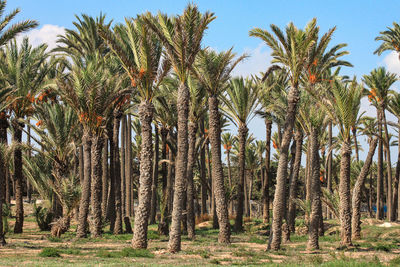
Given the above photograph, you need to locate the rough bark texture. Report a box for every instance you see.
[288,130,303,233]
[186,121,198,239]
[126,115,132,217]
[0,118,8,245]
[158,127,169,235]
[200,120,207,215]
[270,86,299,250]
[307,128,321,250]
[90,135,104,237]
[376,109,384,219]
[76,132,92,238]
[339,141,353,247]
[121,116,126,218]
[352,137,378,240]
[112,114,123,234]
[234,124,248,232]
[150,123,159,224]
[327,122,333,219]
[208,95,231,243]
[101,139,108,219]
[168,82,189,253]
[382,111,393,221]
[263,119,272,223]
[13,121,24,234]
[132,101,154,249]
[227,150,233,215]
[396,122,400,220]
[107,122,116,230]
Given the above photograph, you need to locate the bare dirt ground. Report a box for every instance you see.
[0,202,400,266]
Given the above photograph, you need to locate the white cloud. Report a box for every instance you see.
[383,51,400,75]
[231,43,272,78]
[16,24,65,51]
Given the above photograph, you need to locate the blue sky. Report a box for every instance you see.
[7,0,400,160]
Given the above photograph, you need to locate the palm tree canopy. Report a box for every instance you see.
[375,21,400,55]
[249,18,319,88]
[98,15,170,101]
[222,77,259,127]
[363,67,397,109]
[193,48,246,96]
[142,4,215,83]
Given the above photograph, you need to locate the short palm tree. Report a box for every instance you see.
[222,77,258,232]
[194,48,245,243]
[143,4,215,252]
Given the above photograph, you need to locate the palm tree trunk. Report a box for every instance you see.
[126,115,132,217]
[263,118,272,223]
[107,122,116,229]
[395,121,400,220]
[132,101,154,249]
[90,135,104,237]
[208,95,230,244]
[288,130,303,234]
[121,116,126,218]
[158,126,169,235]
[26,125,32,203]
[113,114,123,234]
[377,109,384,220]
[382,110,393,221]
[307,127,321,250]
[150,123,159,224]
[0,118,7,245]
[207,141,218,229]
[101,138,108,219]
[339,140,352,247]
[200,120,208,215]
[327,122,333,219]
[234,124,248,231]
[227,151,233,215]
[352,128,359,162]
[244,170,249,217]
[168,82,190,253]
[284,138,296,241]
[352,137,378,240]
[186,121,198,239]
[76,132,92,238]
[270,86,299,250]
[12,121,24,234]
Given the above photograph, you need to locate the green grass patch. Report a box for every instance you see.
[38,247,61,257]
[47,236,63,243]
[96,247,154,258]
[249,235,267,244]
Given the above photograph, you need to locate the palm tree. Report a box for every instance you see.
[222,132,235,214]
[250,18,319,250]
[351,117,378,239]
[222,77,258,231]
[320,78,363,247]
[143,4,215,252]
[25,102,81,236]
[0,38,50,234]
[375,21,400,60]
[194,48,245,243]
[363,67,397,221]
[99,14,170,248]
[0,1,37,241]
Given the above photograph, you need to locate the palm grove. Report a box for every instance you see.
[0,1,400,253]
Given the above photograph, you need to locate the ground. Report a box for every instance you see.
[0,202,400,266]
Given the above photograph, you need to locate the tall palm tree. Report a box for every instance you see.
[194,48,245,243]
[58,53,128,237]
[320,78,363,247]
[250,18,319,250]
[143,4,215,252]
[0,38,50,234]
[363,67,397,221]
[222,77,258,231]
[99,15,170,248]
[351,117,378,239]
[0,2,37,241]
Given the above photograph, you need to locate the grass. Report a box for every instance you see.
[38,248,61,258]
[96,247,155,258]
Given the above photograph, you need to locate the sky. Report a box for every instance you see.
[7,0,400,161]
